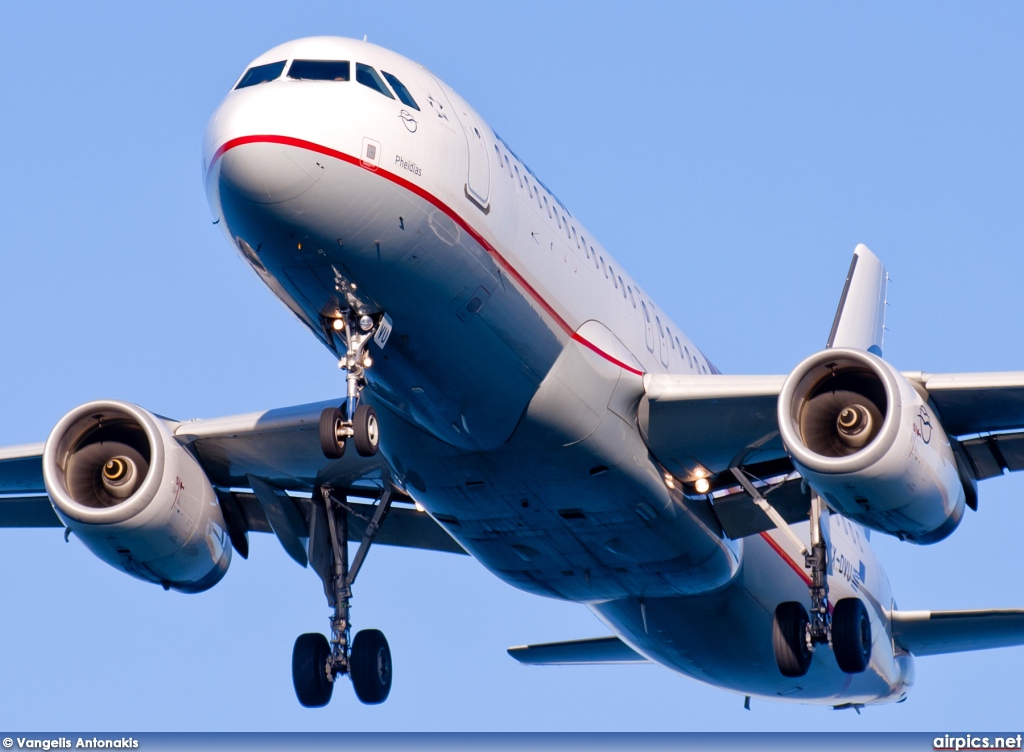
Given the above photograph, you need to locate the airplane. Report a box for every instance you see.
[3,34,1024,711]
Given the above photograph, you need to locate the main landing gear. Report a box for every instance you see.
[729,469,872,679]
[319,310,388,460]
[292,485,396,707]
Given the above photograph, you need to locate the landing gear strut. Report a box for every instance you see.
[291,485,395,707]
[730,469,871,678]
[319,311,388,459]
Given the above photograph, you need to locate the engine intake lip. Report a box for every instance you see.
[778,348,902,475]
[43,400,167,526]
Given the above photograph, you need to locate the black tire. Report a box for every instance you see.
[833,597,871,674]
[772,601,812,678]
[292,633,334,708]
[352,404,380,457]
[350,629,392,704]
[319,407,346,459]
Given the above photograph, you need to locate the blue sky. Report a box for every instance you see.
[1,0,1023,732]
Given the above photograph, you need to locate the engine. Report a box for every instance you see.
[42,400,231,592]
[777,348,966,543]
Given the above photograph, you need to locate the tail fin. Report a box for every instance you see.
[827,244,888,356]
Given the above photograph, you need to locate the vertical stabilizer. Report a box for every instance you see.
[826,244,887,356]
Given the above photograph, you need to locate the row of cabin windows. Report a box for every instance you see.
[235,59,420,110]
[493,142,708,374]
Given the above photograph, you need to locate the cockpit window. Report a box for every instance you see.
[288,60,350,81]
[381,71,419,110]
[235,61,286,89]
[355,63,395,99]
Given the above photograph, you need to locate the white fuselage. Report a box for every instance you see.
[203,36,913,706]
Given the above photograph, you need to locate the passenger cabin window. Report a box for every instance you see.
[381,71,419,110]
[355,63,395,98]
[288,60,350,81]
[236,61,286,89]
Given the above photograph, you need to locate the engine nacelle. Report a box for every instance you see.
[778,348,965,543]
[42,400,231,592]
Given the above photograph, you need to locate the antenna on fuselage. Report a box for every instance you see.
[363,34,368,41]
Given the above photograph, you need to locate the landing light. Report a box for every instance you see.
[695,478,711,494]
[332,319,345,331]
[359,315,374,332]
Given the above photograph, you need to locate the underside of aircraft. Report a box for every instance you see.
[3,36,1024,710]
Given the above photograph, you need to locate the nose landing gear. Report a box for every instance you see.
[291,484,396,707]
[319,311,390,459]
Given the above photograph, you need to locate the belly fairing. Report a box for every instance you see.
[373,333,742,603]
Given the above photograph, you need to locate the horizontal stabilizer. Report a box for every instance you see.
[892,608,1024,656]
[507,636,649,665]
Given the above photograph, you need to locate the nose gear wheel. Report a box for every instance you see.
[318,310,386,459]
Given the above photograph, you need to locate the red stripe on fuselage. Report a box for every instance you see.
[759,531,836,615]
[759,531,812,586]
[571,332,644,376]
[210,135,645,377]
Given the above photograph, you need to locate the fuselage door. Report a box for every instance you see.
[428,77,490,213]
[641,301,655,353]
[655,315,669,368]
[458,106,491,211]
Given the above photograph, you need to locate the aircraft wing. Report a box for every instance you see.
[639,370,1024,538]
[638,374,788,477]
[0,443,61,527]
[892,609,1024,656]
[0,401,465,556]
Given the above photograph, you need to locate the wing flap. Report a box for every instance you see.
[892,609,1024,656]
[960,432,1024,480]
[0,496,61,527]
[507,636,649,665]
[711,478,811,539]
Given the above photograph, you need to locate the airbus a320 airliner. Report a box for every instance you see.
[3,36,1024,710]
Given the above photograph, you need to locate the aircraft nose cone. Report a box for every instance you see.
[219,140,325,204]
